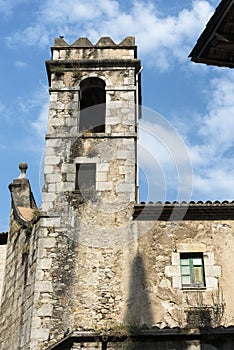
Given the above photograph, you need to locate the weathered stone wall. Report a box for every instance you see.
[23,217,234,350]
[0,244,7,304]
[23,38,140,349]
[27,213,135,348]
[43,49,138,214]
[51,36,136,62]
[18,215,84,348]
[134,220,234,329]
[42,136,136,213]
[0,215,39,349]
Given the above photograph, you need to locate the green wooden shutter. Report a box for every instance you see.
[180,254,205,288]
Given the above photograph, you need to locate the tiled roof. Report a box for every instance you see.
[137,200,234,205]
[134,201,234,220]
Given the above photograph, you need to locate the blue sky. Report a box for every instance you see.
[0,0,234,232]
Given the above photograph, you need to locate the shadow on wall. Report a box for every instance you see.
[123,253,188,349]
[121,252,229,350]
[201,345,218,350]
[117,341,189,350]
[124,252,153,329]
[201,340,233,350]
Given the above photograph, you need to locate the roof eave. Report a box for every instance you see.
[189,0,234,64]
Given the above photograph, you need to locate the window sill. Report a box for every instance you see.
[79,132,106,136]
[72,190,96,194]
[77,132,137,138]
[182,287,206,291]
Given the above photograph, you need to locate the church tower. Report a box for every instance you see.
[34,36,141,348]
[0,36,142,350]
[2,30,234,350]
[42,35,141,243]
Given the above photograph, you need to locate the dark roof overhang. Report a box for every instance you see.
[47,327,234,350]
[189,0,234,67]
[133,201,234,221]
[0,232,8,244]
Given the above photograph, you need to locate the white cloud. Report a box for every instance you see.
[0,100,13,122]
[139,108,193,202]
[189,71,234,159]
[193,168,234,200]
[40,0,120,23]
[0,0,29,15]
[139,68,234,202]
[7,25,51,48]
[12,84,49,140]
[32,101,49,137]
[23,86,49,137]
[184,70,234,200]
[0,0,15,15]
[14,60,28,68]
[0,101,6,113]
[16,84,48,114]
[6,0,214,70]
[199,71,234,147]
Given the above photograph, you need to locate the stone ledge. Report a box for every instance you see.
[45,133,137,139]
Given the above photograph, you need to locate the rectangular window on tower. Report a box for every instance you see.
[75,163,96,194]
[180,253,205,289]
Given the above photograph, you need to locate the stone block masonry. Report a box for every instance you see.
[29,36,141,349]
[0,242,7,304]
[1,36,234,350]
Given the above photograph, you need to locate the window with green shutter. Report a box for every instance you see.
[180,253,205,288]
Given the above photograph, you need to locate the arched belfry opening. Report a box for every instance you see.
[79,77,106,133]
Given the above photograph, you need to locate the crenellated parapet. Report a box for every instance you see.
[45,36,140,88]
[54,36,135,47]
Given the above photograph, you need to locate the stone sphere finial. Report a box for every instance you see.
[18,162,28,179]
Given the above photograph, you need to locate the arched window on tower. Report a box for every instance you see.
[79,77,106,133]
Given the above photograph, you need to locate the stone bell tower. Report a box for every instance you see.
[43,35,141,224]
[29,36,141,349]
